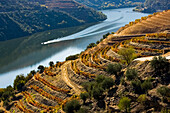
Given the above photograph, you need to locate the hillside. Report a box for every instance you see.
[75,0,145,9]
[0,0,106,41]
[116,10,170,35]
[134,0,170,13]
[0,10,170,113]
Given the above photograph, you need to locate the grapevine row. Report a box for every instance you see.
[30,85,63,104]
[34,74,70,94]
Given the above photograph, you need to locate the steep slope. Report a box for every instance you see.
[29,0,107,23]
[134,0,170,13]
[6,32,169,113]
[116,10,170,35]
[0,0,106,41]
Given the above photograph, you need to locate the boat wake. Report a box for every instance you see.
[42,16,124,44]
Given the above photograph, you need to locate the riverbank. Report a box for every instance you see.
[0,7,149,88]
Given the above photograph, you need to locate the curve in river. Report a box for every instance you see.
[0,8,149,88]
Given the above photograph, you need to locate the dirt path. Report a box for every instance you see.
[61,61,83,95]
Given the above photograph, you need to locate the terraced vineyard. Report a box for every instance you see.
[7,30,169,112]
[3,10,170,113]
[116,10,170,35]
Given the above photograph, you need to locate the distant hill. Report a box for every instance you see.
[74,0,145,9]
[116,10,170,35]
[134,0,170,13]
[0,0,106,41]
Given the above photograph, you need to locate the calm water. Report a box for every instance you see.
[0,7,149,88]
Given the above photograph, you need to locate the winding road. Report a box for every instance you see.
[61,61,83,95]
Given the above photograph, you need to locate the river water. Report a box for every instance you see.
[0,7,149,88]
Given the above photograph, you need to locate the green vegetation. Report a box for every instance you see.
[150,56,170,75]
[13,72,34,91]
[131,79,142,94]
[49,61,54,67]
[126,68,138,80]
[157,86,170,98]
[118,48,137,65]
[131,78,152,94]
[76,108,88,113]
[106,63,122,76]
[38,65,45,73]
[0,85,14,107]
[137,94,147,105]
[0,0,106,41]
[0,70,35,107]
[141,80,152,93]
[82,75,114,101]
[66,54,79,61]
[103,33,110,39]
[86,43,96,49]
[64,100,81,113]
[80,92,89,104]
[13,75,26,91]
[118,97,131,113]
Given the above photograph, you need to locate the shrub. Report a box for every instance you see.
[92,86,104,101]
[83,75,114,101]
[64,100,81,113]
[25,72,34,83]
[137,94,147,104]
[141,80,152,93]
[13,75,26,91]
[120,77,125,85]
[157,86,170,97]
[161,108,170,113]
[95,75,105,83]
[126,68,138,80]
[103,32,110,39]
[30,70,36,75]
[101,77,114,90]
[106,63,122,76]
[76,108,88,113]
[86,43,96,49]
[82,82,96,98]
[49,61,54,67]
[131,79,142,94]
[96,40,100,44]
[118,97,131,112]
[1,85,15,107]
[66,54,79,61]
[38,65,45,73]
[150,56,169,75]
[80,92,89,104]
[118,48,137,65]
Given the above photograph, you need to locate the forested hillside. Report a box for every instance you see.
[75,0,145,9]
[134,0,170,13]
[0,0,106,41]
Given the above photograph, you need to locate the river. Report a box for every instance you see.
[0,7,149,88]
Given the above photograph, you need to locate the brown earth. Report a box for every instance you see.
[116,10,170,35]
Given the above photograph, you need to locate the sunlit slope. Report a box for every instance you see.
[116,10,170,35]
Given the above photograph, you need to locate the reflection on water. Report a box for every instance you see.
[0,7,149,88]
